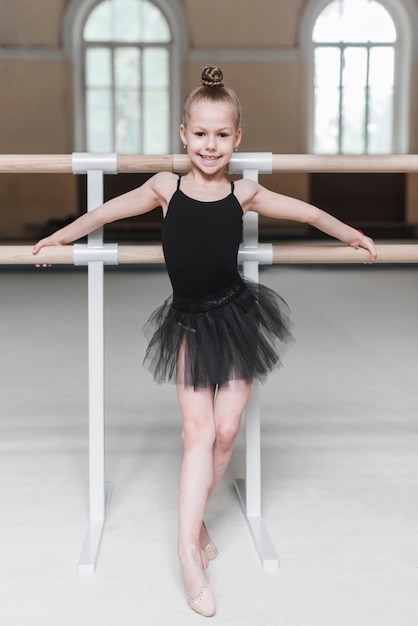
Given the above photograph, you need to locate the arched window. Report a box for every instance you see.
[314,0,396,154]
[84,0,171,154]
[63,0,187,154]
[300,0,415,154]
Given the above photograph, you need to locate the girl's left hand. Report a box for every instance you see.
[350,232,377,263]
[360,234,377,263]
[32,237,59,267]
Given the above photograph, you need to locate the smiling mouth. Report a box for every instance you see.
[200,155,220,161]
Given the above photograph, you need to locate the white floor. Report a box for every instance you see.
[1,265,417,625]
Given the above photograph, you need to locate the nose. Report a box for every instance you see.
[205,134,217,151]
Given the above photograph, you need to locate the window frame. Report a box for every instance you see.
[62,0,188,153]
[299,0,416,154]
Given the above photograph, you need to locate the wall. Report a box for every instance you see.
[183,0,305,47]
[0,0,417,240]
[0,0,75,240]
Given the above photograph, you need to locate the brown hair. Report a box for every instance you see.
[182,66,242,129]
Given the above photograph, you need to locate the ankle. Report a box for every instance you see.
[178,543,201,565]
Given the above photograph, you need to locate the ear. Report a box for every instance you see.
[179,124,187,146]
[234,127,242,150]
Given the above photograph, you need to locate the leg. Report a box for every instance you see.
[211,379,252,495]
[176,381,216,610]
[199,379,252,550]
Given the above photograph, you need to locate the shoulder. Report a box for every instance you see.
[148,171,178,193]
[233,178,263,213]
[145,171,178,208]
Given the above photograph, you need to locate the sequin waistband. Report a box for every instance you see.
[173,278,245,313]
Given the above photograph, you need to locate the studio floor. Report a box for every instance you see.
[1,264,417,626]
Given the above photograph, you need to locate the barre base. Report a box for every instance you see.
[78,481,113,576]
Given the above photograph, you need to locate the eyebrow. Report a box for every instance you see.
[191,125,233,132]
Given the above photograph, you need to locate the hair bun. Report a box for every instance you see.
[201,66,224,88]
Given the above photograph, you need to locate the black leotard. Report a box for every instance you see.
[144,176,293,387]
[161,177,243,299]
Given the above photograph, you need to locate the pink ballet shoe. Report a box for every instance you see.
[187,579,215,617]
[201,522,218,566]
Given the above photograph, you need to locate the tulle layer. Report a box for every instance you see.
[143,277,293,388]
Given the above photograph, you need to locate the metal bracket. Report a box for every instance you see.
[229,152,273,175]
[72,153,118,175]
[238,243,273,265]
[73,243,119,266]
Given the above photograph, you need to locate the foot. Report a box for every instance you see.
[188,578,215,617]
[200,522,218,566]
[181,548,215,617]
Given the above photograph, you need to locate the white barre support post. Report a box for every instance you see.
[72,153,118,575]
[230,154,279,570]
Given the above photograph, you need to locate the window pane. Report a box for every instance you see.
[86,48,112,88]
[144,89,169,153]
[143,48,169,88]
[314,87,340,154]
[314,47,340,87]
[84,0,112,41]
[313,0,342,43]
[340,46,367,151]
[115,47,141,88]
[314,47,340,153]
[368,1,396,42]
[114,0,141,42]
[343,0,379,43]
[342,47,367,88]
[85,0,170,43]
[368,91,393,153]
[341,87,366,153]
[140,0,171,42]
[115,89,140,153]
[313,0,396,43]
[368,47,394,153]
[87,89,113,151]
[369,46,394,91]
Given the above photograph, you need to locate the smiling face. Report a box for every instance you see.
[180,99,242,177]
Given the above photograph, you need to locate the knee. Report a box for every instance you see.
[215,416,242,451]
[181,415,216,452]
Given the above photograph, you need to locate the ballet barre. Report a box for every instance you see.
[2,151,418,575]
[2,243,418,266]
[1,152,418,173]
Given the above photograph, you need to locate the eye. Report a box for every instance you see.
[195,132,205,137]
[219,133,229,138]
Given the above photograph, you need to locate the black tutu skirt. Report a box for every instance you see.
[143,276,293,389]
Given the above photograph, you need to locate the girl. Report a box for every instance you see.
[33,66,377,617]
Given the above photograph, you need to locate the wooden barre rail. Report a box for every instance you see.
[1,244,418,265]
[1,154,418,174]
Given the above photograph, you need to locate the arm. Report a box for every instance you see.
[32,172,173,255]
[242,182,377,262]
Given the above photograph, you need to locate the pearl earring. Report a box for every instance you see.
[183,145,187,149]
